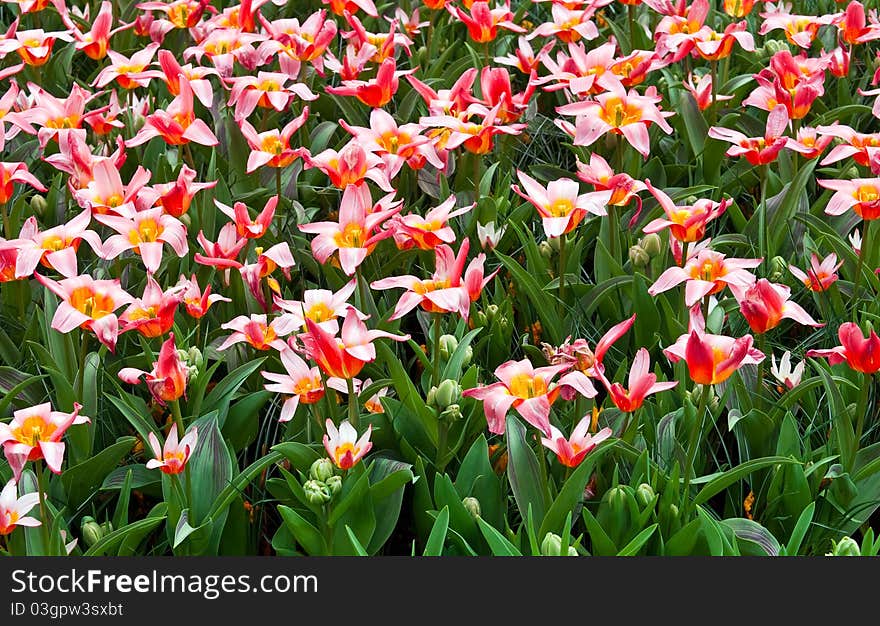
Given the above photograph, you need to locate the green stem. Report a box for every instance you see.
[76,331,89,403]
[0,201,9,238]
[627,4,636,53]
[346,376,359,431]
[355,266,370,315]
[431,314,442,389]
[709,59,718,128]
[171,399,185,436]
[608,204,620,266]
[436,421,449,473]
[35,460,52,555]
[758,165,768,267]
[852,219,869,319]
[558,233,567,314]
[473,152,482,205]
[757,333,767,406]
[855,373,871,453]
[682,384,711,517]
[275,166,282,204]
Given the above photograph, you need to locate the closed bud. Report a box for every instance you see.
[769,255,787,282]
[486,304,499,323]
[764,39,786,55]
[540,532,578,556]
[847,166,860,179]
[303,479,332,504]
[417,46,428,69]
[462,496,481,519]
[325,475,342,496]
[461,344,473,367]
[635,483,656,509]
[641,233,662,257]
[439,403,462,422]
[435,379,462,408]
[310,458,335,482]
[473,310,488,328]
[539,241,554,259]
[439,334,458,360]
[81,516,104,547]
[29,195,48,218]
[426,386,438,407]
[830,536,861,557]
[187,347,203,370]
[629,245,649,268]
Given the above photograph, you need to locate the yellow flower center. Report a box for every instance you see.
[334,223,366,248]
[856,185,879,204]
[508,373,549,399]
[129,218,163,245]
[306,302,333,323]
[599,97,642,128]
[547,198,575,217]
[11,416,56,446]
[69,286,114,319]
[261,134,285,155]
[333,442,359,465]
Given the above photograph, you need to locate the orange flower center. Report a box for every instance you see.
[508,373,549,399]
[306,302,333,323]
[129,218,163,245]
[599,97,642,128]
[261,134,285,155]
[69,286,115,319]
[334,222,366,248]
[11,416,55,446]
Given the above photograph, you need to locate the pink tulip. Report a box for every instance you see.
[262,348,325,422]
[788,252,842,292]
[0,402,89,482]
[118,274,183,338]
[95,206,188,274]
[0,161,46,205]
[274,279,363,334]
[219,314,297,352]
[12,209,103,278]
[708,104,789,165]
[146,424,198,475]
[0,479,40,535]
[513,170,611,238]
[127,75,218,147]
[388,195,474,251]
[93,42,163,90]
[176,273,231,319]
[73,158,155,215]
[649,248,761,307]
[323,419,372,470]
[239,109,309,173]
[304,139,393,191]
[541,417,612,468]
[226,71,317,120]
[119,332,189,404]
[194,223,248,272]
[730,279,821,334]
[642,179,727,243]
[600,348,678,413]
[216,195,278,240]
[153,164,217,218]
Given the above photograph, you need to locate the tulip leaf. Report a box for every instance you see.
[272,441,321,473]
[617,524,658,557]
[441,327,482,382]
[721,518,781,557]
[476,517,521,556]
[345,525,370,556]
[61,436,137,510]
[278,505,326,556]
[693,456,800,506]
[495,250,562,345]
[85,514,166,557]
[506,415,549,527]
[423,506,450,556]
[378,342,438,445]
[201,357,267,425]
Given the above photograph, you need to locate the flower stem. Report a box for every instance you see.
[170,399,185,436]
[0,201,9,238]
[757,333,767,406]
[346,376,359,431]
[854,373,871,455]
[76,331,89,403]
[709,59,719,127]
[852,218,869,319]
[627,4,637,53]
[558,233,567,314]
[432,313,442,389]
[682,384,711,518]
[758,164,768,266]
[275,167,282,204]
[35,460,52,555]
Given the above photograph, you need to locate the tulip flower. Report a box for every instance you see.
[126,76,219,147]
[146,424,198,475]
[0,402,89,482]
[257,10,338,75]
[0,26,72,67]
[529,4,599,43]
[556,84,674,158]
[663,305,764,385]
[219,314,297,351]
[818,178,880,220]
[83,90,126,136]
[35,273,133,351]
[156,49,219,108]
[730,279,821,334]
[0,245,19,282]
[119,332,189,404]
[216,195,278,240]
[261,348,325,422]
[183,28,267,78]
[599,348,678,413]
[93,42,163,90]
[476,221,505,250]
[541,416,612,468]
[298,183,401,276]
[789,253,842,292]
[136,0,210,36]
[227,71,317,120]
[771,351,804,389]
[420,102,526,155]
[304,139,393,191]
[683,72,733,111]
[118,275,183,338]
[512,170,612,238]
[302,308,410,380]
[194,223,247,271]
[807,322,880,374]
[326,57,411,108]
[95,206,189,274]
[850,229,862,256]
[343,12,413,64]
[371,239,495,321]
[693,21,755,62]
[575,153,645,216]
[826,45,850,78]
[723,0,755,17]
[759,10,835,49]
[12,209,103,279]
[495,36,554,75]
[0,162,47,206]
[817,124,880,168]
[323,419,373,470]
[59,0,131,61]
[835,1,879,45]
[463,358,597,436]
[73,158,155,215]
[654,0,709,61]
[649,248,761,307]
[708,104,789,165]
[642,180,728,243]
[13,83,100,148]
[239,110,309,174]
[0,479,40,535]
[407,69,477,117]
[543,314,637,378]
[389,195,474,251]
[448,0,526,43]
[785,126,834,160]
[176,274,231,319]
[238,242,296,310]
[274,280,363,334]
[340,109,443,178]
[472,66,537,124]
[153,164,217,217]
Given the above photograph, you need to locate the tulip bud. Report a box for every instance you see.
[596,485,637,547]
[179,213,191,228]
[461,344,473,367]
[486,304,499,323]
[764,39,786,55]
[439,403,462,422]
[472,310,488,328]
[829,473,858,505]
[641,233,662,257]
[187,347,203,370]
[462,496,481,519]
[81,516,104,548]
[629,245,650,268]
[426,386,437,407]
[303,479,332,504]
[417,46,428,69]
[847,166,860,179]
[434,379,462,408]
[539,241,554,259]
[540,532,578,556]
[30,195,48,218]
[828,46,850,78]
[310,458,335,482]
[829,536,861,556]
[769,255,787,282]
[438,334,458,360]
[635,483,656,509]
[325,475,342,496]
[685,195,698,205]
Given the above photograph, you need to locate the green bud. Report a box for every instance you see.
[426,386,438,408]
[310,458,335,482]
[417,46,428,69]
[830,536,861,557]
[180,213,192,228]
[540,532,578,557]
[303,479,332,505]
[434,379,462,408]
[101,520,114,535]
[461,344,473,367]
[635,483,656,509]
[547,236,561,253]
[473,310,488,328]
[438,334,458,360]
[485,304,499,323]
[764,39,786,56]
[187,347,203,370]
[847,166,860,179]
[641,233,662,257]
[30,195,48,218]
[325,475,342,496]
[81,516,104,548]
[629,245,650,268]
[596,485,637,547]
[539,241,554,259]
[769,255,788,282]
[439,403,462,422]
[829,473,858,506]
[462,496,481,519]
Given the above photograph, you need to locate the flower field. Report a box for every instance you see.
[0,0,879,558]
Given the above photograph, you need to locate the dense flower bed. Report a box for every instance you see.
[0,0,878,556]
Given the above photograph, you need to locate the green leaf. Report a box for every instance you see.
[441,327,482,381]
[783,502,815,556]
[345,525,370,556]
[693,456,800,506]
[816,365,858,470]
[423,506,450,556]
[378,342,438,445]
[201,358,266,423]
[476,517,522,556]
[188,413,235,525]
[506,416,548,525]
[495,250,562,344]
[271,442,321,473]
[84,515,166,556]
[721,518,781,556]
[61,437,136,510]
[617,524,658,556]
[278,505,326,556]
